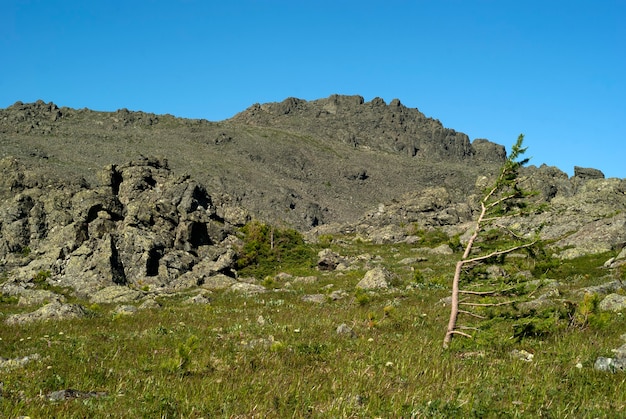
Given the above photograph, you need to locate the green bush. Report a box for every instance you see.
[571,293,610,329]
[32,269,51,284]
[408,224,450,248]
[236,221,316,278]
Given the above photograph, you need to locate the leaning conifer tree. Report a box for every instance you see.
[443,134,537,348]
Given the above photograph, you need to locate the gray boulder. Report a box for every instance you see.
[5,302,87,325]
[229,282,266,295]
[594,357,626,372]
[574,166,605,180]
[18,289,65,306]
[90,286,144,304]
[599,294,626,312]
[301,294,326,304]
[356,267,393,290]
[336,323,357,338]
[317,249,345,271]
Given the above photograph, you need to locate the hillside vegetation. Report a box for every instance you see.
[1,96,626,417]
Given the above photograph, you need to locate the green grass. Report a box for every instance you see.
[1,235,626,417]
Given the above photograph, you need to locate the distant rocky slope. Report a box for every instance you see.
[0,97,508,229]
[231,94,506,163]
[309,165,626,260]
[1,96,625,301]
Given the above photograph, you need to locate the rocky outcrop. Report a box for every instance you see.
[574,166,605,180]
[233,95,506,163]
[0,156,250,300]
[5,302,87,325]
[309,169,626,259]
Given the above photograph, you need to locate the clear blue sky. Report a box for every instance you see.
[2,1,624,178]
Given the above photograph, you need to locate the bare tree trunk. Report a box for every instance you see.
[443,204,484,348]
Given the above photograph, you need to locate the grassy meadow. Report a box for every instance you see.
[1,227,626,418]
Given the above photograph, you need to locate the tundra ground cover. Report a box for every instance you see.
[1,234,625,418]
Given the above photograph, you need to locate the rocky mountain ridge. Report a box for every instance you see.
[1,96,625,302]
[231,94,506,163]
[0,97,510,229]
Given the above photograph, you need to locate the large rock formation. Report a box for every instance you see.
[0,156,248,300]
[309,164,626,259]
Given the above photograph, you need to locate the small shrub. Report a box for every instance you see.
[367,312,378,328]
[270,341,286,352]
[355,288,370,306]
[162,335,199,375]
[571,293,610,329]
[318,234,334,247]
[32,269,51,285]
[513,316,560,340]
[412,269,425,284]
[383,305,395,318]
[0,293,18,304]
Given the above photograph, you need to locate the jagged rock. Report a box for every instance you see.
[599,294,626,312]
[317,249,345,271]
[486,265,507,279]
[369,225,407,244]
[292,276,318,284]
[424,244,454,255]
[199,274,237,290]
[241,335,277,350]
[594,357,626,372]
[329,290,349,300]
[217,205,250,226]
[90,286,144,304]
[614,343,626,359]
[578,280,624,296]
[301,294,326,304]
[113,305,137,316]
[510,349,534,362]
[138,298,161,309]
[236,95,501,163]
[5,302,87,325]
[604,248,626,268]
[46,389,108,402]
[336,323,357,338]
[518,289,560,314]
[472,139,507,163]
[595,337,626,373]
[356,267,393,290]
[17,289,65,306]
[574,166,605,180]
[184,293,212,304]
[0,353,40,371]
[2,97,626,301]
[398,257,425,265]
[0,157,243,298]
[229,282,266,295]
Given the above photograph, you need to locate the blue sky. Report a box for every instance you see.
[1,1,625,178]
